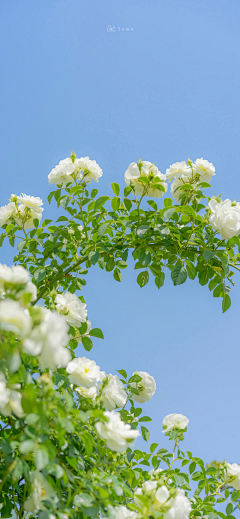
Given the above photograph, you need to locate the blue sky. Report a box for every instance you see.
[1,0,240,465]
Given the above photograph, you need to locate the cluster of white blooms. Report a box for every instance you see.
[134,480,191,519]
[55,291,88,327]
[102,374,127,410]
[124,161,168,199]
[225,463,240,490]
[48,156,103,187]
[96,410,140,452]
[129,371,156,403]
[0,372,24,417]
[104,505,138,519]
[24,471,57,513]
[165,159,215,201]
[162,413,189,433]
[208,199,240,240]
[0,194,43,229]
[24,307,71,369]
[0,264,37,302]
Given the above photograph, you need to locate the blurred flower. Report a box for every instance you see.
[75,385,98,399]
[208,199,240,239]
[225,463,240,490]
[105,505,138,519]
[102,374,127,410]
[162,413,189,433]
[24,471,56,513]
[164,489,191,519]
[96,410,140,452]
[0,299,32,336]
[55,291,88,327]
[0,202,16,227]
[130,371,156,403]
[0,372,24,417]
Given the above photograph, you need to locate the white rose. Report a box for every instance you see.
[23,308,71,369]
[130,371,156,403]
[55,291,88,327]
[76,156,103,184]
[124,161,168,199]
[75,385,98,399]
[96,410,140,452]
[102,374,127,411]
[171,174,192,202]
[166,161,191,182]
[18,280,37,302]
[24,471,56,513]
[193,158,215,183]
[149,468,163,479]
[164,489,191,519]
[155,485,170,505]
[14,194,43,229]
[208,199,240,240]
[0,202,16,227]
[0,372,24,417]
[0,264,30,287]
[48,157,79,188]
[162,413,189,433]
[0,299,32,336]
[225,463,240,490]
[66,356,102,387]
[105,505,138,519]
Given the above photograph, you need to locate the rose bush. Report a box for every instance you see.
[0,152,240,519]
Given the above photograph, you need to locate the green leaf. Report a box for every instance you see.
[124,198,132,211]
[82,336,93,351]
[9,235,15,247]
[226,503,233,515]
[174,475,185,487]
[117,369,127,378]
[111,197,120,212]
[147,200,158,211]
[113,268,122,282]
[150,443,158,453]
[95,196,110,209]
[111,182,120,196]
[33,218,39,228]
[137,225,149,238]
[47,191,55,204]
[98,222,109,236]
[106,257,115,271]
[141,426,150,442]
[0,233,6,246]
[89,328,104,339]
[91,188,98,198]
[164,208,176,221]
[155,272,165,289]
[213,283,223,297]
[138,416,152,422]
[56,216,69,222]
[128,374,142,383]
[186,261,196,280]
[171,265,187,285]
[222,293,231,313]
[138,250,151,266]
[137,271,149,288]
[19,440,36,454]
[34,269,46,283]
[124,186,132,197]
[35,448,49,470]
[164,198,173,208]
[203,250,215,263]
[89,251,100,264]
[60,196,70,209]
[17,240,26,253]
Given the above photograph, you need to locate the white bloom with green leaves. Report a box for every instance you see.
[0,202,16,227]
[76,156,103,183]
[75,385,99,399]
[101,374,127,411]
[0,299,32,336]
[48,157,80,187]
[96,410,140,452]
[208,198,240,239]
[166,161,191,182]
[13,194,43,229]
[225,462,240,490]
[55,291,88,327]
[0,264,30,287]
[24,471,57,513]
[124,161,168,198]
[162,413,189,433]
[193,158,215,183]
[130,370,156,403]
[164,489,191,519]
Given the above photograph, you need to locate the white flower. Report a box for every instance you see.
[75,385,98,399]
[162,413,189,433]
[171,174,191,202]
[78,225,83,231]
[0,372,24,417]
[0,264,30,287]
[76,156,103,184]
[0,202,16,227]
[23,308,71,369]
[134,480,157,507]
[0,299,32,336]
[14,194,43,229]
[102,374,127,410]
[24,471,56,513]
[105,505,138,519]
[193,158,215,183]
[164,489,191,519]
[124,161,168,198]
[166,161,191,182]
[149,468,163,479]
[130,371,156,403]
[55,291,88,327]
[208,199,240,240]
[18,281,37,302]
[96,410,140,452]
[225,463,240,490]
[155,485,170,505]
[66,356,102,387]
[48,157,79,187]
